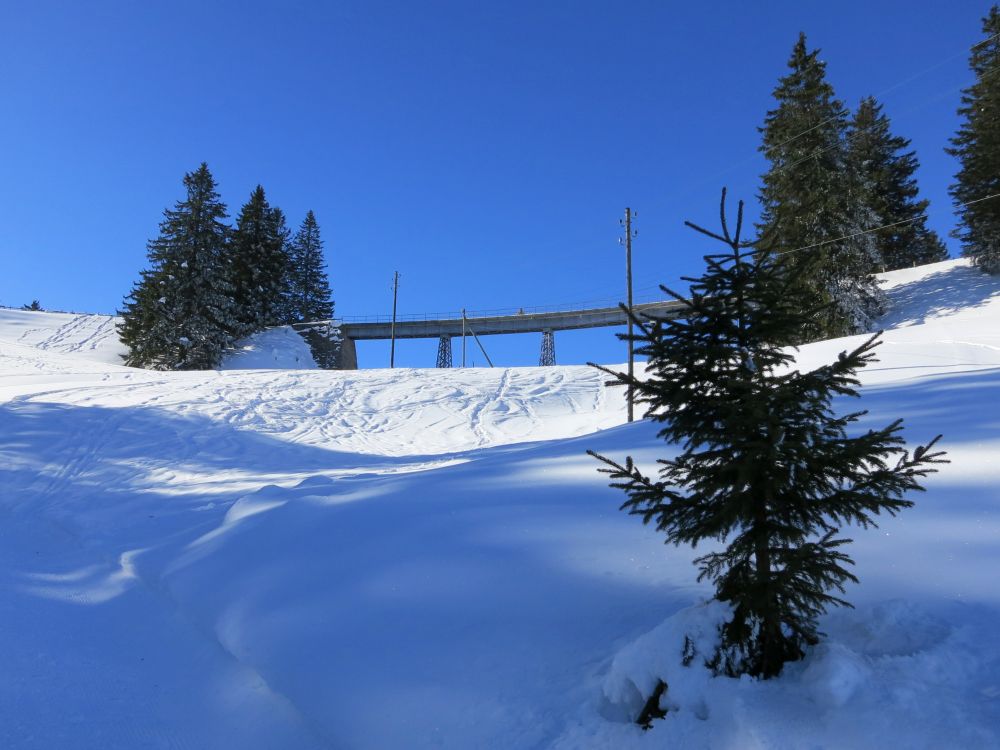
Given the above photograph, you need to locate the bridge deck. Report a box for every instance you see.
[337,300,685,340]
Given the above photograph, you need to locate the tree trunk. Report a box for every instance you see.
[754,493,780,677]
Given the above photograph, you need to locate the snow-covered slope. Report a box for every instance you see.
[0,259,998,749]
[0,307,124,365]
[0,307,319,370]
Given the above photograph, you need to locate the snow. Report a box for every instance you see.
[0,307,124,365]
[561,598,1000,749]
[221,326,318,370]
[0,259,998,748]
[0,308,321,371]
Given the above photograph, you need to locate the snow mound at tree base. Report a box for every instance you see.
[555,598,1000,749]
[220,327,318,370]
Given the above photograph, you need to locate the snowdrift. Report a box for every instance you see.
[0,259,997,748]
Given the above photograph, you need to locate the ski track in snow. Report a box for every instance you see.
[0,259,999,748]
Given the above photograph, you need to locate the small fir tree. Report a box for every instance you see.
[847,97,947,271]
[118,163,238,369]
[590,190,946,680]
[286,210,334,323]
[758,33,884,340]
[21,300,43,311]
[947,5,1000,274]
[229,186,292,332]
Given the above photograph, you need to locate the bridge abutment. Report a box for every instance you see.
[339,335,358,369]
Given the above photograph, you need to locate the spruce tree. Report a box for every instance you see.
[590,190,946,680]
[758,34,883,341]
[268,206,295,325]
[848,97,948,270]
[286,210,334,323]
[118,163,237,370]
[230,186,292,332]
[947,5,1000,274]
[118,269,164,366]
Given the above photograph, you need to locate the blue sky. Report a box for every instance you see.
[0,1,993,367]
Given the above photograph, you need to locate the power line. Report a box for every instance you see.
[372,192,999,317]
[466,32,1000,316]
[764,58,1000,183]
[342,184,993,321]
[663,30,1000,206]
[774,191,1000,258]
[618,30,1000,299]
[594,191,1000,295]
[769,31,1000,155]
[343,37,1000,324]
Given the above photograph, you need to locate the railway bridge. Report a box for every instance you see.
[315,300,685,369]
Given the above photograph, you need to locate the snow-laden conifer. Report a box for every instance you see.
[948,6,1000,274]
[118,163,237,369]
[758,34,884,340]
[286,210,334,323]
[229,186,292,332]
[847,97,947,271]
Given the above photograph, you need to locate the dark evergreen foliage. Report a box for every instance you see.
[847,97,948,270]
[22,300,43,311]
[229,186,293,331]
[117,268,162,366]
[286,210,334,323]
[117,163,238,370]
[947,6,1000,274]
[590,190,946,679]
[293,322,342,370]
[758,33,883,341]
[268,206,296,326]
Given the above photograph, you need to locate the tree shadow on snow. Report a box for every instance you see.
[858,364,1000,443]
[880,262,1000,328]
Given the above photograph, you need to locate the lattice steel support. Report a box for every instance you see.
[436,335,453,368]
[539,329,556,366]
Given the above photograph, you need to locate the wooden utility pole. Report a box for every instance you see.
[620,208,636,422]
[390,271,399,368]
[461,308,467,367]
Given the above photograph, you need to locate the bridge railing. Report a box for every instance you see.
[335,293,669,325]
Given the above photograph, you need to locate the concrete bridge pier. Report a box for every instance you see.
[339,335,358,369]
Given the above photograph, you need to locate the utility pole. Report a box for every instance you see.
[461,308,467,367]
[390,271,399,368]
[620,208,636,422]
